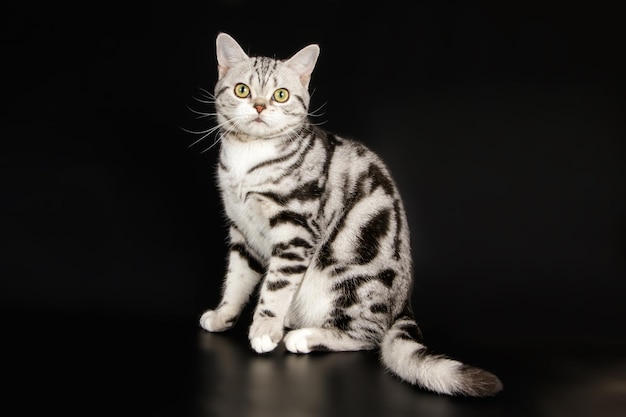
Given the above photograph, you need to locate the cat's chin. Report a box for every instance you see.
[244,122,273,137]
[229,124,290,142]
[227,130,282,143]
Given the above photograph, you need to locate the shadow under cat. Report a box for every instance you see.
[195,328,515,417]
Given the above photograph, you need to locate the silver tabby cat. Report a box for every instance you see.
[199,32,503,397]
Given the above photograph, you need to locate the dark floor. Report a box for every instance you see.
[4,311,625,417]
[3,3,625,417]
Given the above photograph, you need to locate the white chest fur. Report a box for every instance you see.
[218,138,285,259]
[219,138,283,184]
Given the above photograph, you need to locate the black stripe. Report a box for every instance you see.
[370,303,388,314]
[269,211,313,235]
[249,65,256,85]
[332,270,395,303]
[310,344,331,352]
[327,309,352,330]
[393,199,403,260]
[294,94,307,110]
[375,269,396,288]
[254,180,322,205]
[259,309,276,318]
[333,277,365,308]
[360,326,386,342]
[278,265,307,275]
[231,243,264,274]
[291,181,322,200]
[289,237,313,248]
[275,252,304,261]
[333,276,368,291]
[280,133,317,175]
[335,290,360,309]
[248,142,301,173]
[248,129,312,175]
[318,161,372,269]
[215,86,229,97]
[310,131,342,270]
[331,266,347,276]
[257,58,265,85]
[367,163,395,195]
[272,237,313,256]
[266,280,290,291]
[355,209,391,264]
[316,240,336,269]
[319,131,340,179]
[412,347,445,361]
[396,321,423,342]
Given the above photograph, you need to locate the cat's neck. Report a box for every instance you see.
[219,131,301,180]
[219,122,308,144]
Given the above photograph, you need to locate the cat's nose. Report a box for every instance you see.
[253,103,266,114]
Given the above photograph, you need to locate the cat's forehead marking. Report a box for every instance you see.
[248,56,280,90]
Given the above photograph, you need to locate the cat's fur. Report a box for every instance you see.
[199,32,503,397]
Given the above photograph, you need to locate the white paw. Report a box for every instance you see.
[250,334,278,353]
[249,318,284,353]
[284,328,316,353]
[199,306,238,332]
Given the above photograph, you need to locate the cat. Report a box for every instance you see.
[198,32,503,397]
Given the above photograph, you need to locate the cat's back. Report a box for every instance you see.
[314,126,400,197]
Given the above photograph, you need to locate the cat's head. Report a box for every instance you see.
[214,32,320,141]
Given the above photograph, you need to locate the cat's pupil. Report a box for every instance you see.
[273,88,289,103]
[235,83,249,98]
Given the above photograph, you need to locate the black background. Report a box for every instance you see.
[2,1,625,416]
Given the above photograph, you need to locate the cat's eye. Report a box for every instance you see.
[273,88,289,103]
[234,83,250,98]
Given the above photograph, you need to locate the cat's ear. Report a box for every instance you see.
[215,32,249,79]
[285,44,320,88]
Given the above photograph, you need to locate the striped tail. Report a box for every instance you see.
[380,314,503,397]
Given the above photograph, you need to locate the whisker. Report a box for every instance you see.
[192,95,215,104]
[186,105,216,118]
[308,119,329,127]
[180,126,216,135]
[307,99,329,127]
[308,101,328,117]
[183,127,217,148]
[199,134,222,154]
[198,87,215,99]
[181,119,228,147]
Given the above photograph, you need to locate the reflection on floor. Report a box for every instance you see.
[5,312,625,417]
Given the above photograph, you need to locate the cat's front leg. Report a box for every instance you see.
[249,257,308,353]
[200,228,264,332]
[200,303,241,332]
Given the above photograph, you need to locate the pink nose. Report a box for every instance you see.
[254,104,265,113]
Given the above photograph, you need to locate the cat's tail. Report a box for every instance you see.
[380,312,503,397]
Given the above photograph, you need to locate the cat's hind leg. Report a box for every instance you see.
[283,328,377,353]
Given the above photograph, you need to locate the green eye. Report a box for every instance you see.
[234,83,250,98]
[273,88,289,103]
